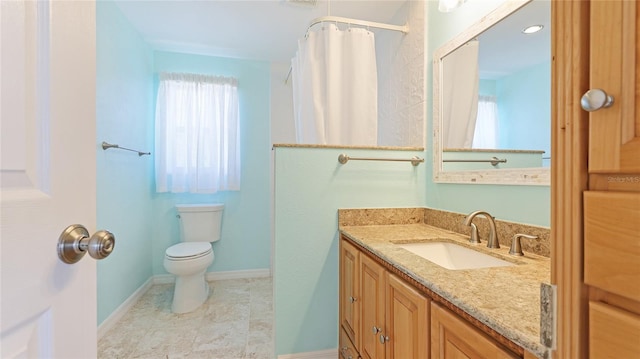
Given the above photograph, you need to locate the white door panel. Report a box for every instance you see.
[1,0,98,358]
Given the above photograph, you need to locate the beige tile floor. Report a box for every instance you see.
[98,277,274,359]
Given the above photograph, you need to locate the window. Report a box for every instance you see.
[472,95,498,149]
[155,73,240,193]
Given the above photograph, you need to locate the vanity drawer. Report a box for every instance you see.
[339,327,360,359]
[590,301,640,357]
[584,191,640,301]
[431,302,519,359]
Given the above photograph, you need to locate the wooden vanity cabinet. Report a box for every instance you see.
[431,302,519,359]
[340,236,531,359]
[340,239,361,349]
[340,237,429,359]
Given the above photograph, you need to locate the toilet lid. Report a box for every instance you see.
[166,242,212,259]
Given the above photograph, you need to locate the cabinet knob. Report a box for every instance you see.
[349,296,357,303]
[379,334,390,344]
[372,326,381,334]
[581,88,614,112]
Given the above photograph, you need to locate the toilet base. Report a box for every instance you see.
[171,271,210,313]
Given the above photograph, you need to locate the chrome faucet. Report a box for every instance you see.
[463,211,500,248]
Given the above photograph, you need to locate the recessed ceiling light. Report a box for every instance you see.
[522,25,544,34]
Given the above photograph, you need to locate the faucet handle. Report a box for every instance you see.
[468,223,481,244]
[509,234,538,256]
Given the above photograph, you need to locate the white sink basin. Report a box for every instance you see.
[396,242,514,270]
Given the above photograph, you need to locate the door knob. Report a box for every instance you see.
[581,88,614,112]
[57,224,115,264]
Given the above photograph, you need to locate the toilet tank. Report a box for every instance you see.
[176,204,224,243]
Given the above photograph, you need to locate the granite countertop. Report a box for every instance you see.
[339,223,551,359]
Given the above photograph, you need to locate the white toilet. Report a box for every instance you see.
[164,203,224,313]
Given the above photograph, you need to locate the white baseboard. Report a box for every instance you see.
[97,276,154,340]
[98,268,272,339]
[152,274,175,284]
[277,349,338,359]
[154,268,272,284]
[206,268,271,281]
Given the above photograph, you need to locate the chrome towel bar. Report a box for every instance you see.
[101,141,151,156]
[442,156,506,167]
[338,153,424,166]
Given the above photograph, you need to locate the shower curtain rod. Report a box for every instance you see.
[284,16,409,84]
[308,16,409,34]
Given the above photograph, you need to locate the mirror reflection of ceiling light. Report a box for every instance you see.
[439,0,468,13]
[522,25,544,34]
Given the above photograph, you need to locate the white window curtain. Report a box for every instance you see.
[291,23,378,146]
[155,72,240,194]
[472,95,498,148]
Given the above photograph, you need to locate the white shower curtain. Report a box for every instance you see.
[442,40,479,148]
[292,23,378,146]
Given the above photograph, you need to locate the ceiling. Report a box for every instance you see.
[477,0,550,79]
[113,0,408,63]
[113,0,550,74]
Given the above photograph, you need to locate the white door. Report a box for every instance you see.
[1,0,99,358]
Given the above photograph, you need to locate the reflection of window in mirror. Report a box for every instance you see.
[476,61,551,159]
[473,95,498,148]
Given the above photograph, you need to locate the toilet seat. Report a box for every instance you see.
[165,242,212,261]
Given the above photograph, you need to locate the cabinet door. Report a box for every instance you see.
[360,254,386,359]
[554,0,640,356]
[589,301,640,358]
[588,0,640,173]
[584,1,640,355]
[385,273,429,359]
[431,302,519,359]
[340,327,361,359]
[340,239,361,347]
[584,191,640,301]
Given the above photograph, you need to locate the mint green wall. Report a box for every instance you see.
[479,79,497,96]
[97,5,271,325]
[426,0,550,227]
[497,61,551,156]
[151,52,271,275]
[274,147,426,355]
[96,0,155,325]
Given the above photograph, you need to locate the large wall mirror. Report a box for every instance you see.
[433,0,550,185]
